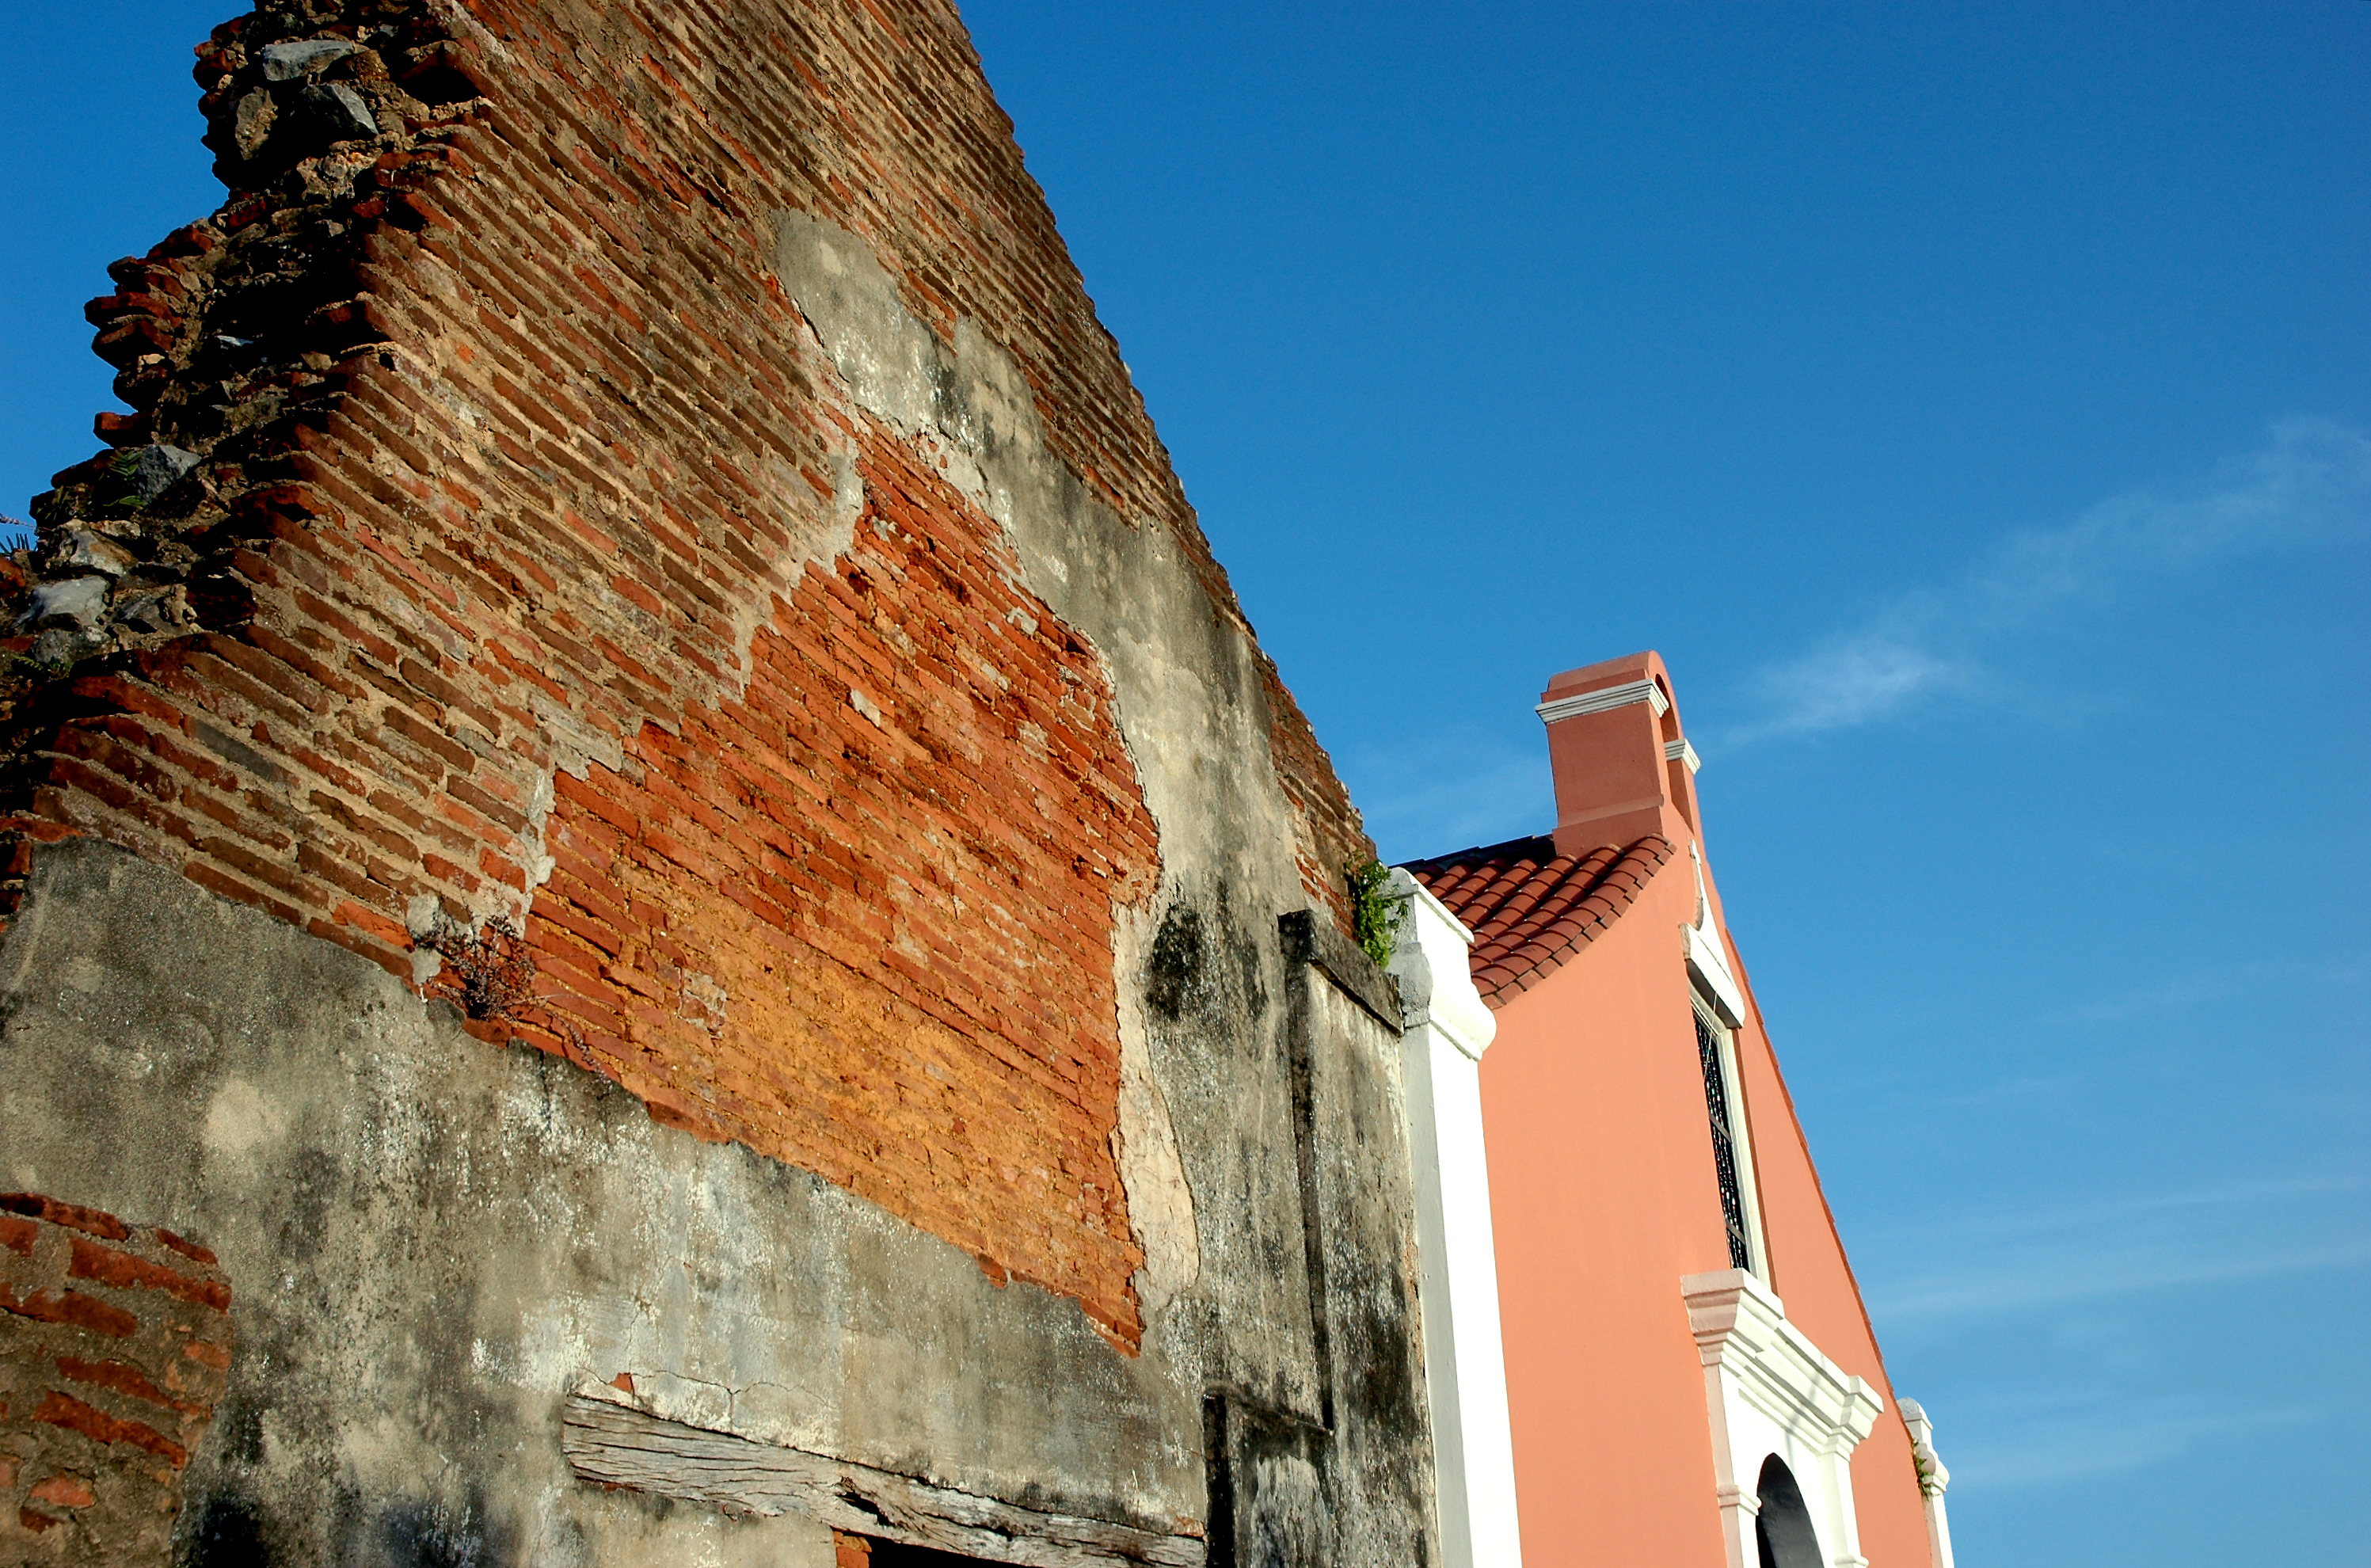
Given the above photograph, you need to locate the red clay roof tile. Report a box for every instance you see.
[1403,834,1674,1007]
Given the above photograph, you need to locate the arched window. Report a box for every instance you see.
[1753,1456,1824,1568]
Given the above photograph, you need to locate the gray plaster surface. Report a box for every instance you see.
[0,812,1437,1564]
[0,840,1189,1565]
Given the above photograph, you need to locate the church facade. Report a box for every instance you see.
[1397,652,1958,1568]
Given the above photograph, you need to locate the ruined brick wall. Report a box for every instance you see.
[0,2,1440,1559]
[2,0,1374,1351]
[534,425,1162,1342]
[0,1196,232,1560]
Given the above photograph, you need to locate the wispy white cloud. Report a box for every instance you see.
[1867,1170,2370,1324]
[1726,417,2371,744]
[1736,634,1977,738]
[1873,1233,2369,1324]
[1945,1394,2320,1491]
[2057,954,2367,1023]
[1877,1172,2365,1493]
[1341,417,2371,855]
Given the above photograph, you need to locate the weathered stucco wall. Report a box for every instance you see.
[0,0,1434,1562]
[1,839,1163,1562]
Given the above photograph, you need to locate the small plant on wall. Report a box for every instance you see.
[423,911,538,1022]
[1346,857,1409,969]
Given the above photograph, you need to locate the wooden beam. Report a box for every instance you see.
[561,1395,1205,1567]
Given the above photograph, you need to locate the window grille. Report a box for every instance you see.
[1696,1010,1753,1272]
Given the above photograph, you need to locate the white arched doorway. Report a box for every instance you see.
[1684,1269,1884,1568]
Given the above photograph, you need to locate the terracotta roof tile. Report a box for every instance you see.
[1402,834,1674,1007]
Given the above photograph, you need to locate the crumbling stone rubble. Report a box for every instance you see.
[13,3,481,679]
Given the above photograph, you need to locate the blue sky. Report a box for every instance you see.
[5,3,2365,1561]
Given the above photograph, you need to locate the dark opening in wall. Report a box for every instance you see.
[1754,1455,1825,1568]
[837,1532,995,1566]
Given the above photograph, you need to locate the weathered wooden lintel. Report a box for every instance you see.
[560,1394,1206,1568]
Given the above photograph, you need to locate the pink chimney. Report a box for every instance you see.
[1538,650,1702,859]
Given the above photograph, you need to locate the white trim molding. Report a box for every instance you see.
[1684,844,1746,1028]
[1389,875,1496,1059]
[1665,737,1703,774]
[1535,677,1669,725]
[1385,870,1520,1568]
[1897,1399,1957,1568]
[1683,1269,1883,1568]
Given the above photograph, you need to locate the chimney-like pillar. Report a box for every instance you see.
[1536,651,1700,859]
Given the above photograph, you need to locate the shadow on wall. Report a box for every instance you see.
[185,1482,512,1568]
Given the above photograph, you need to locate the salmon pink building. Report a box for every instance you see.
[1394,652,1958,1568]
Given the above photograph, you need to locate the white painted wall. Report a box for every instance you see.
[1384,871,1523,1568]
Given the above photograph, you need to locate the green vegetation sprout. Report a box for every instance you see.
[1347,857,1410,969]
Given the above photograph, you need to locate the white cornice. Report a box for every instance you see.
[1665,737,1702,774]
[1897,1398,1959,1568]
[1682,1269,1883,1459]
[1401,873,1475,946]
[1384,870,1498,1059]
[1536,678,1669,725]
[1898,1399,1951,1498]
[1684,1269,1881,1568]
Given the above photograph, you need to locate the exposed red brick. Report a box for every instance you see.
[29,1475,95,1509]
[32,1392,188,1468]
[0,1288,138,1340]
[0,1197,129,1243]
[0,1196,230,1546]
[535,434,1160,1341]
[55,1355,207,1418]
